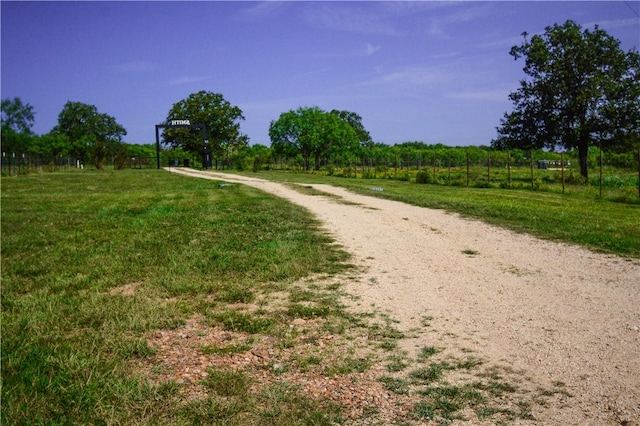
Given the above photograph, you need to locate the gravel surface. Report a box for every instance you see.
[168,168,640,425]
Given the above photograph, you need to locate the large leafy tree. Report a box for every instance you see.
[269,106,359,170]
[163,91,247,159]
[493,20,640,180]
[51,101,127,168]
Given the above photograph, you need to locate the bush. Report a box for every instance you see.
[415,170,433,184]
[396,172,410,181]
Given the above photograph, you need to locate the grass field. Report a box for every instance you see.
[2,168,637,425]
[1,169,354,425]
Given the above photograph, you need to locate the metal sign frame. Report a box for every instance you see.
[155,122,209,169]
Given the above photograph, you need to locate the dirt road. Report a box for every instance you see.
[168,168,640,425]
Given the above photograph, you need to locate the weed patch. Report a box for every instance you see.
[212,310,277,334]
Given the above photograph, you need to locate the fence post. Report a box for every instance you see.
[637,148,640,202]
[466,150,470,187]
[487,151,491,185]
[599,148,603,198]
[448,152,451,185]
[394,153,398,178]
[432,153,436,180]
[507,151,511,188]
[530,150,534,189]
[561,152,565,193]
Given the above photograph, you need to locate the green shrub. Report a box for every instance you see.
[415,170,433,184]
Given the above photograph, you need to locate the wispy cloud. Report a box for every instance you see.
[585,17,640,31]
[236,1,290,22]
[169,76,208,86]
[113,61,154,74]
[424,3,492,39]
[303,3,401,36]
[364,43,381,56]
[446,90,509,102]
[478,34,526,51]
[363,66,450,87]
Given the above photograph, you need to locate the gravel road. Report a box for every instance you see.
[168,168,640,425]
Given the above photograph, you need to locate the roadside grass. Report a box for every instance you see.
[231,170,640,258]
[402,348,542,425]
[1,169,353,424]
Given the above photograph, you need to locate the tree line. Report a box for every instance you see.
[2,20,638,178]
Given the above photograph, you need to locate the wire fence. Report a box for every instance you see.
[1,154,85,174]
[0,154,160,174]
[267,148,640,203]
[3,149,639,203]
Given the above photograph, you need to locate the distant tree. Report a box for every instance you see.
[329,109,372,146]
[246,144,272,171]
[1,97,36,154]
[51,101,126,168]
[164,91,248,161]
[492,20,640,180]
[269,106,358,170]
[1,97,35,135]
[30,133,71,157]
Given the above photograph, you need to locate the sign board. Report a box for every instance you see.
[155,122,207,169]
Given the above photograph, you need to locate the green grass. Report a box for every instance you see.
[1,169,351,425]
[203,368,251,397]
[414,384,486,423]
[325,356,373,376]
[418,346,440,360]
[379,376,411,395]
[232,170,640,258]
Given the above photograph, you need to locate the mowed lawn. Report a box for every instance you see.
[1,170,351,425]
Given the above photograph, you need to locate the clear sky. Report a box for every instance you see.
[2,1,639,147]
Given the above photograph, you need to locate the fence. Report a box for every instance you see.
[267,148,640,203]
[0,154,161,175]
[0,154,86,175]
[3,149,638,203]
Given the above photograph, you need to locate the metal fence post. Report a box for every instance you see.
[599,148,603,198]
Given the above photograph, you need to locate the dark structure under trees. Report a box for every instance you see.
[155,120,209,169]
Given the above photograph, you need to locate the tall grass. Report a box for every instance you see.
[1,169,349,424]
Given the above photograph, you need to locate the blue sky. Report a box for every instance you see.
[2,1,639,147]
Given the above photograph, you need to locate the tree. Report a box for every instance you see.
[51,101,127,168]
[30,133,70,158]
[163,91,248,161]
[492,20,640,180]
[269,106,358,170]
[1,97,35,135]
[329,109,372,146]
[1,98,36,154]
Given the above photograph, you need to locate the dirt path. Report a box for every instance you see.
[168,168,640,425]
